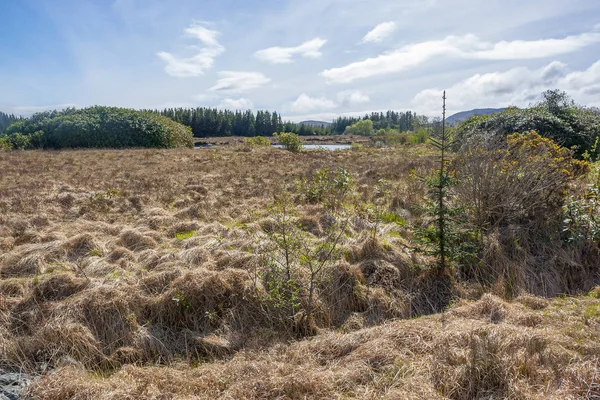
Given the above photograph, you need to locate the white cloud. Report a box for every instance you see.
[157,23,225,77]
[290,93,337,113]
[336,90,370,105]
[287,91,369,114]
[412,60,600,115]
[184,23,221,47]
[209,71,271,94]
[322,30,600,83]
[255,38,327,64]
[217,98,254,110]
[360,22,397,44]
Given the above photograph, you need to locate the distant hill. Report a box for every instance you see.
[300,120,331,128]
[446,108,505,125]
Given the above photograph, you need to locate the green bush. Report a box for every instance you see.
[275,132,303,152]
[344,119,374,136]
[298,167,353,210]
[245,136,271,147]
[3,106,193,150]
[455,90,600,159]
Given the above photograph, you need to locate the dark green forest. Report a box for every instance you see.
[148,108,424,137]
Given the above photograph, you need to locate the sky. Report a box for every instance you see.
[1,0,600,122]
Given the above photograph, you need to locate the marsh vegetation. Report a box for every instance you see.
[0,91,600,399]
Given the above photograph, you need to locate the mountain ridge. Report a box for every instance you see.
[446,108,505,125]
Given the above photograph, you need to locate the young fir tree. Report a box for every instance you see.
[415,91,474,274]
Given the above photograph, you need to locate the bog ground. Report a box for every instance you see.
[0,146,599,399]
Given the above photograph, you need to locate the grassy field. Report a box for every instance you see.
[1,145,599,399]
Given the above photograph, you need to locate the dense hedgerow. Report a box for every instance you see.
[455,90,600,159]
[0,106,194,149]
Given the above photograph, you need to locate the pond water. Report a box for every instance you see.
[272,144,352,151]
[194,144,352,151]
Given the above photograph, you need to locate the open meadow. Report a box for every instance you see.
[0,144,599,399]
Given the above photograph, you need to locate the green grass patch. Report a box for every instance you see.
[588,287,600,299]
[584,304,600,319]
[175,230,198,241]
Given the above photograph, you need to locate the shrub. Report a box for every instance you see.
[298,167,353,211]
[275,132,303,152]
[344,119,374,136]
[0,136,11,150]
[455,90,600,159]
[374,128,429,146]
[245,136,271,147]
[563,181,600,245]
[454,131,589,232]
[3,106,194,149]
[257,191,350,335]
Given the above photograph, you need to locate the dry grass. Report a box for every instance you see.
[0,145,598,399]
[26,294,600,399]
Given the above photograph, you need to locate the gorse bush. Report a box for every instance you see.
[454,131,589,233]
[563,183,600,245]
[245,136,271,147]
[1,106,193,149]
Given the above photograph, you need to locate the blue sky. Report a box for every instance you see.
[1,0,600,121]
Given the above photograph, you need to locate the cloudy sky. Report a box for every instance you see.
[1,0,600,121]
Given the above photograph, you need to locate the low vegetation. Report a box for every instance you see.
[1,90,599,399]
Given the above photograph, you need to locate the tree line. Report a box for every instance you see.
[146,108,331,137]
[146,108,427,137]
[2,107,429,140]
[330,111,426,134]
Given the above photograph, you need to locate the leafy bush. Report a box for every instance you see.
[3,106,194,149]
[455,90,600,159]
[563,182,600,245]
[258,192,349,334]
[298,167,353,210]
[344,119,374,136]
[275,132,303,152]
[454,131,589,232]
[374,128,429,145]
[245,136,271,147]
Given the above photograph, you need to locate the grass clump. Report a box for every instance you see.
[174,230,198,241]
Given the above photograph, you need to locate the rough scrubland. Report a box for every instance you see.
[0,145,599,399]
